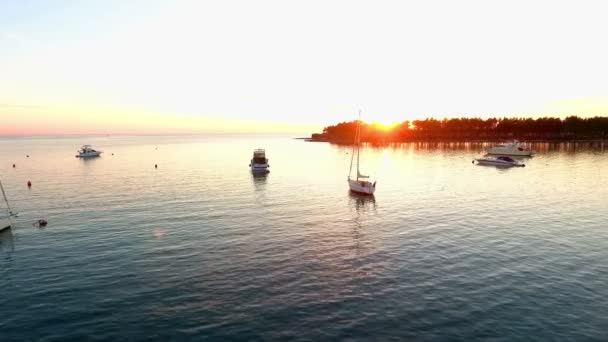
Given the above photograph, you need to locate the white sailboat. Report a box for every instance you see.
[348,112,376,195]
[0,180,17,232]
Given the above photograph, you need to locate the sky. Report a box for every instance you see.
[1,0,607,135]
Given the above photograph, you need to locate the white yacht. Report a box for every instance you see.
[249,149,269,173]
[487,140,535,156]
[76,145,102,158]
[348,111,376,195]
[474,156,525,167]
[0,180,16,232]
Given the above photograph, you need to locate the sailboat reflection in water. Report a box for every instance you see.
[349,192,377,213]
[347,111,376,195]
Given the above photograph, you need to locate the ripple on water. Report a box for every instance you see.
[0,137,607,340]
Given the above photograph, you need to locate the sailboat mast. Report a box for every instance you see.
[356,110,363,180]
[356,121,361,180]
[348,124,357,179]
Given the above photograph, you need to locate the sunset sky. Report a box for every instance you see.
[1,0,607,135]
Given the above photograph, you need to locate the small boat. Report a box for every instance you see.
[487,140,535,156]
[0,180,17,232]
[474,156,525,167]
[249,149,269,173]
[76,145,102,158]
[348,111,376,195]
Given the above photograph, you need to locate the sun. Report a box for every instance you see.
[371,121,399,131]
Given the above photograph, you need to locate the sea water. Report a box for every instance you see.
[0,135,607,340]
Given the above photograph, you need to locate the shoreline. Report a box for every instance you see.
[302,137,608,144]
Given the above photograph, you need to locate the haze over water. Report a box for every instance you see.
[1,135,607,340]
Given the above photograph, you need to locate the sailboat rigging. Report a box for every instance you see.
[347,111,376,195]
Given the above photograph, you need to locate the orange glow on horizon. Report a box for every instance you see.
[370,122,399,131]
[0,104,322,135]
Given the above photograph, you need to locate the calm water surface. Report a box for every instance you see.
[0,135,607,341]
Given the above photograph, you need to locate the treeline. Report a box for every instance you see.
[311,116,608,142]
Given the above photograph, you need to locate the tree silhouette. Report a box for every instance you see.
[311,116,608,142]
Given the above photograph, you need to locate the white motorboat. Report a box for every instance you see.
[487,140,535,156]
[249,149,269,173]
[474,156,525,167]
[76,145,102,158]
[348,111,376,195]
[0,180,16,232]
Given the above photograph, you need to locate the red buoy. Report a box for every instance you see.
[27,180,32,187]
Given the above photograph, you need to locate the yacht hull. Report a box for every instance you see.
[76,152,102,158]
[475,159,525,167]
[348,179,376,195]
[486,149,533,156]
[250,162,269,173]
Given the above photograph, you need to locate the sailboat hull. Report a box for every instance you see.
[0,218,11,232]
[348,179,376,195]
